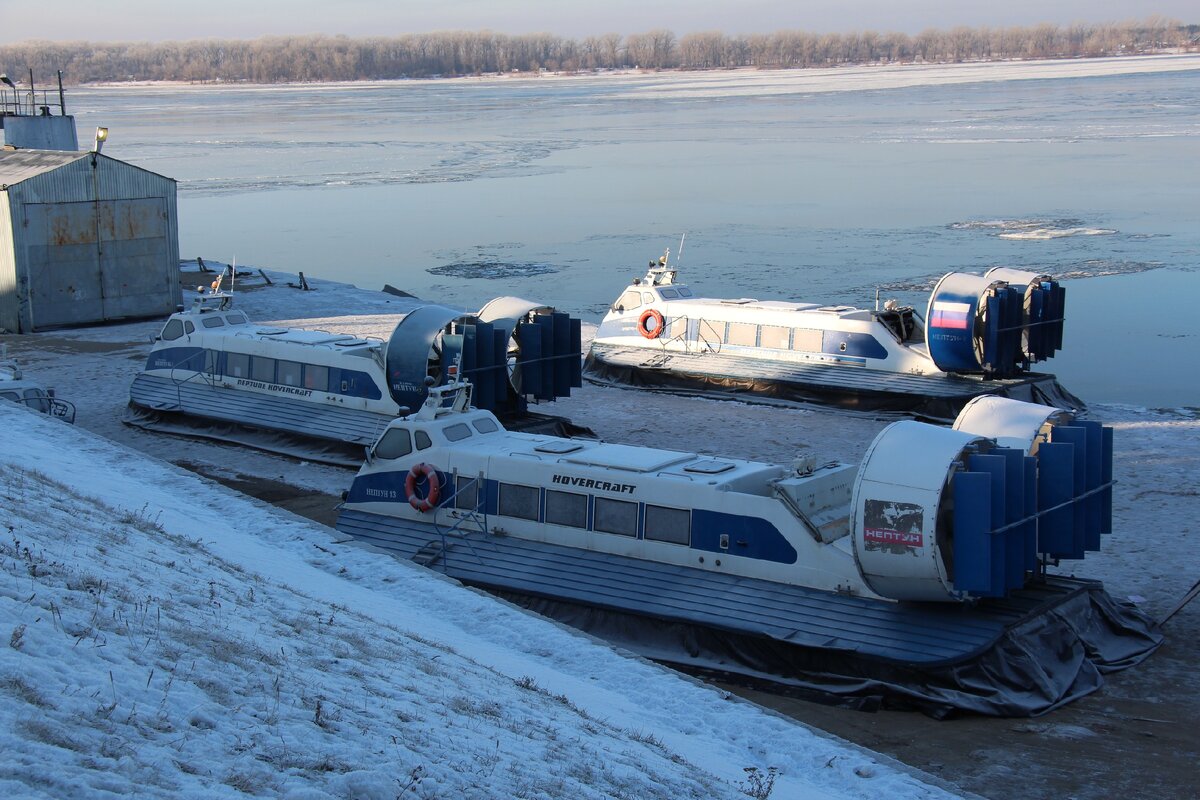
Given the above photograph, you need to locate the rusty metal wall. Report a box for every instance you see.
[1,154,180,331]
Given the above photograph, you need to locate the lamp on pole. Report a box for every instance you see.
[0,74,15,114]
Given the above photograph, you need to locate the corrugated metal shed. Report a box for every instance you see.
[0,148,181,332]
[0,149,89,186]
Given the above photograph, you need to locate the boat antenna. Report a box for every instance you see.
[676,233,686,268]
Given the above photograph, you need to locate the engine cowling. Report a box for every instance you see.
[851,396,1112,602]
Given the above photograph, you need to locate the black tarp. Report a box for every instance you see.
[492,581,1161,718]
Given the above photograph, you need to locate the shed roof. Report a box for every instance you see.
[0,149,90,187]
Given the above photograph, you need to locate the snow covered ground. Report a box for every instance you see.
[0,270,973,799]
[2,264,1197,798]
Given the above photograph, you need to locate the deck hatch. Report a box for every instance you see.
[535,441,584,454]
[684,459,736,475]
[562,443,690,473]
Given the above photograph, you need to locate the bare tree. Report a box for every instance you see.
[2,18,1193,85]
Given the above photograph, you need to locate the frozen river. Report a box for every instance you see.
[69,54,1200,407]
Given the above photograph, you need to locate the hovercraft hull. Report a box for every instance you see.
[336,507,1160,716]
[586,343,1083,420]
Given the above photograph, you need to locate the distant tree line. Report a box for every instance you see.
[1,18,1195,85]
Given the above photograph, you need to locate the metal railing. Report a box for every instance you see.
[2,390,76,423]
[425,473,490,571]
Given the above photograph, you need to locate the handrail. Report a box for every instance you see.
[696,318,723,354]
[772,482,824,542]
[429,473,489,570]
[4,390,76,424]
[160,349,216,408]
[230,330,371,350]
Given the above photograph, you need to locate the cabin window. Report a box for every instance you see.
[545,490,587,529]
[226,353,250,378]
[277,360,303,387]
[472,417,499,433]
[792,328,822,352]
[226,312,248,325]
[455,475,480,511]
[184,321,195,334]
[251,356,275,382]
[727,321,758,347]
[667,316,688,339]
[659,288,679,299]
[499,483,540,521]
[304,364,329,391]
[160,319,185,341]
[760,325,789,350]
[594,497,638,537]
[617,290,642,312]
[201,316,226,329]
[414,430,433,450]
[373,429,413,460]
[642,292,655,305]
[443,423,472,442]
[644,505,691,545]
[677,287,693,297]
[0,391,20,403]
[204,350,220,375]
[23,388,49,413]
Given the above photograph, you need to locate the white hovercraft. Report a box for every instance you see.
[336,367,1158,715]
[127,277,582,462]
[586,250,1079,418]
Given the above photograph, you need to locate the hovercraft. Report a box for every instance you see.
[126,280,583,464]
[336,369,1159,715]
[585,252,1080,419]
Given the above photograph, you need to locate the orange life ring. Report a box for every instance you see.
[404,463,441,512]
[637,308,665,339]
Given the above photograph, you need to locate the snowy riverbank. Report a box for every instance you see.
[1,264,1197,798]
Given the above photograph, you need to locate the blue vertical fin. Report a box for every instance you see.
[569,317,583,388]
[553,311,572,397]
[1022,455,1039,572]
[1076,420,1104,551]
[967,453,1008,595]
[1051,426,1089,558]
[993,447,1028,589]
[953,471,996,596]
[1036,441,1076,558]
[492,327,508,410]
[1101,426,1113,534]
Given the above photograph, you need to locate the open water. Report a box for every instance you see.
[68,57,1200,407]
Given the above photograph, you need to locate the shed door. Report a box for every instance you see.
[24,198,172,329]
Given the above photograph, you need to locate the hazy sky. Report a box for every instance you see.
[1,0,1193,44]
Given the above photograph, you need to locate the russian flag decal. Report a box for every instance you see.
[930,301,970,330]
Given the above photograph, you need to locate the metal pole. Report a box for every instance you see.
[58,70,66,115]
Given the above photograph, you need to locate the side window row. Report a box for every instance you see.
[468,481,691,545]
[696,321,824,352]
[191,350,379,398]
